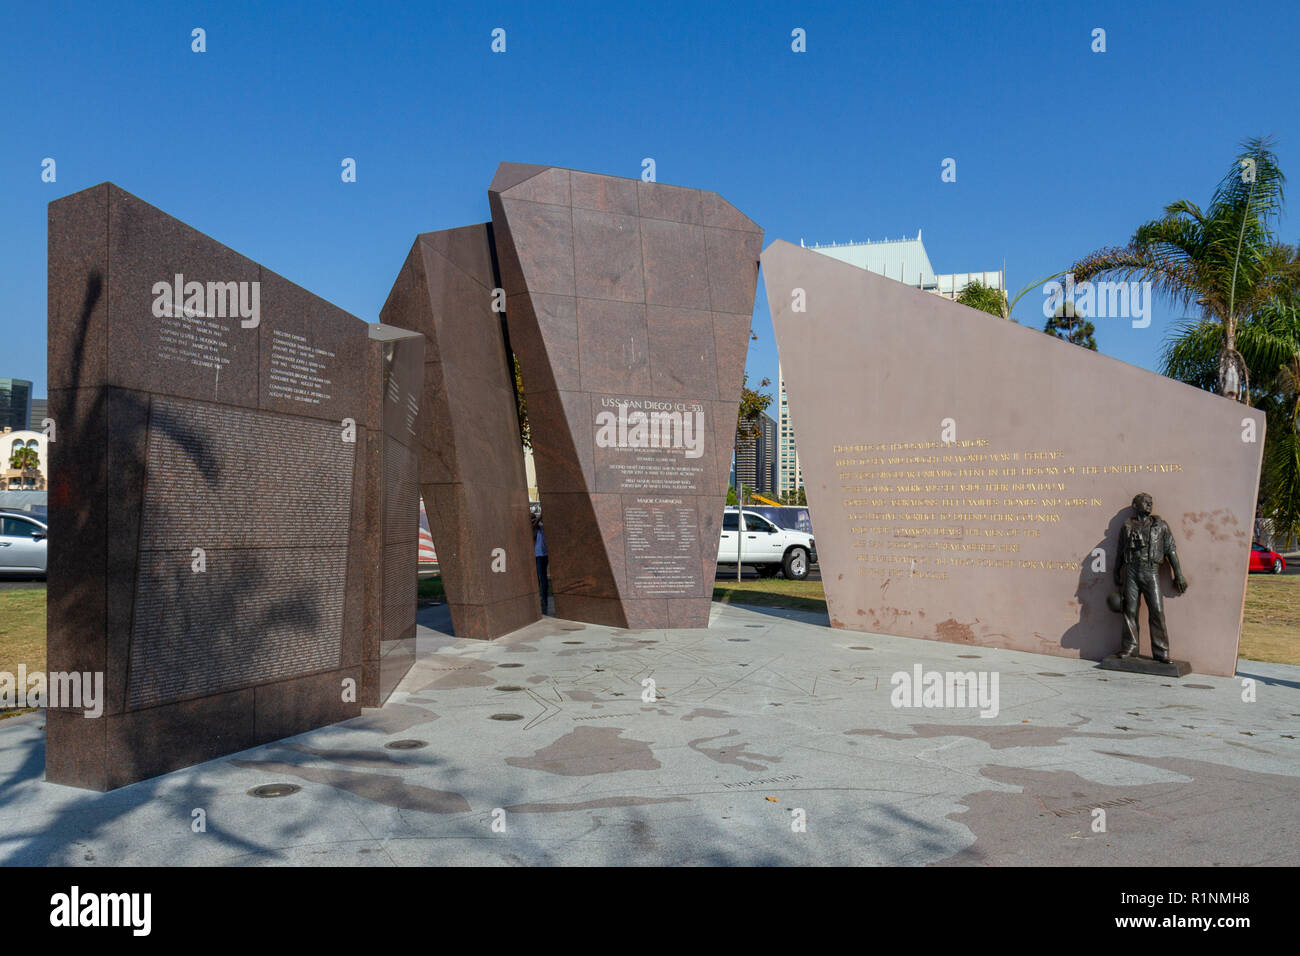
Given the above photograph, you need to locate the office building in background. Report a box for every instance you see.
[735,412,777,496]
[0,379,32,432]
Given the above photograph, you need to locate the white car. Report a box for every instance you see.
[0,511,47,576]
[718,507,816,580]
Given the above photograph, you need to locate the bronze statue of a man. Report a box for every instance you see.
[1114,492,1188,662]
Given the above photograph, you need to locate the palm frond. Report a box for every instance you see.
[1161,318,1223,390]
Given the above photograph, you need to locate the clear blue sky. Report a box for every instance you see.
[3,0,1297,403]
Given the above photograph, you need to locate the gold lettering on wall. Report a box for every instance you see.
[831,437,1184,584]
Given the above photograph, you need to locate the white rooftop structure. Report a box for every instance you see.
[802,231,1003,300]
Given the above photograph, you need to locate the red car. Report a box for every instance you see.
[1249,542,1286,574]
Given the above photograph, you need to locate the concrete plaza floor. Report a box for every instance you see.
[2,601,1297,866]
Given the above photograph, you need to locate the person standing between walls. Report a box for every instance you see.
[531,504,549,615]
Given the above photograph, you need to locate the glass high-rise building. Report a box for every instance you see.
[734,412,777,496]
[0,379,33,432]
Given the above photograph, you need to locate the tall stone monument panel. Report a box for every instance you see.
[490,164,762,629]
[762,240,1263,677]
[380,224,540,640]
[46,183,422,790]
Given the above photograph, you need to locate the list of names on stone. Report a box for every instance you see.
[269,329,335,405]
[157,310,232,373]
[624,498,701,596]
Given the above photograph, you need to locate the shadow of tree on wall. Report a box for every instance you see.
[48,267,345,787]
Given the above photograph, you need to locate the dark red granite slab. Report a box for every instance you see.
[105,185,262,409]
[45,184,422,790]
[380,224,539,640]
[258,269,372,422]
[490,164,762,629]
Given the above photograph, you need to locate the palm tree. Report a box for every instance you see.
[1068,137,1300,400]
[1164,285,1300,543]
[7,445,41,489]
[955,279,1009,318]
[1163,271,1300,396]
[779,486,807,506]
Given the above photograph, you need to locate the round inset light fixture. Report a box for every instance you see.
[248,783,301,798]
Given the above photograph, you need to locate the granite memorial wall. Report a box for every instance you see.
[46,184,423,790]
[489,163,763,629]
[380,224,541,640]
[42,164,764,789]
[762,240,1264,677]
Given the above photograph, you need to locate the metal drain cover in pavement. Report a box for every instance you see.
[958,654,981,658]
[248,783,301,798]
[849,646,873,651]
[728,638,749,642]
[497,662,523,668]
[384,739,427,750]
[1037,672,1065,677]
[494,685,524,692]
[562,640,584,644]
[490,713,524,721]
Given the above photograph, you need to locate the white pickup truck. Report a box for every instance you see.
[717,507,817,580]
